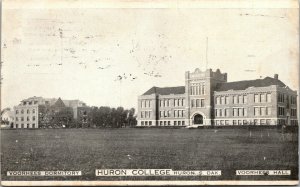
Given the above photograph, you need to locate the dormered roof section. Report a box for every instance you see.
[143,86,185,95]
[215,77,286,91]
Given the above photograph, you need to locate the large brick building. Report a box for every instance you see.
[137,69,298,127]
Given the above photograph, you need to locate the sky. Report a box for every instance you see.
[2,0,299,110]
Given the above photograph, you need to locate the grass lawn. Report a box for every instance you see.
[1,128,298,181]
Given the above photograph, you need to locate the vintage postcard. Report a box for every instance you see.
[1,0,299,186]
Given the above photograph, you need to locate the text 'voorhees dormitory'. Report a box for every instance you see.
[137,69,298,127]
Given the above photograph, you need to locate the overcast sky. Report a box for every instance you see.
[2,0,299,110]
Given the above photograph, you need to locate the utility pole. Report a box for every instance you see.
[205,37,208,70]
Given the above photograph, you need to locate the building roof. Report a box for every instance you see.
[143,86,185,95]
[53,98,66,108]
[215,77,286,91]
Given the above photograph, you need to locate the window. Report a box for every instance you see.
[29,101,32,105]
[16,110,19,114]
[243,120,248,125]
[32,109,35,113]
[141,112,144,118]
[221,120,224,125]
[243,95,247,104]
[21,109,24,114]
[260,94,266,103]
[278,107,285,116]
[21,117,24,121]
[254,94,259,103]
[267,93,271,102]
[215,109,218,117]
[168,110,171,117]
[233,108,238,117]
[225,120,229,125]
[160,121,163,126]
[196,99,200,107]
[145,121,148,126]
[266,107,271,115]
[168,121,171,126]
[182,121,185,125]
[221,97,225,105]
[191,99,195,108]
[200,99,205,107]
[219,109,223,117]
[23,102,27,105]
[149,121,152,126]
[27,116,30,121]
[27,109,30,114]
[261,107,266,116]
[238,95,243,104]
[243,108,247,116]
[233,96,238,104]
[225,96,229,104]
[260,119,266,125]
[34,101,38,104]
[238,120,242,125]
[291,96,296,104]
[216,97,219,105]
[178,121,181,126]
[238,108,243,116]
[291,108,297,117]
[233,120,237,125]
[16,117,19,121]
[174,121,177,126]
[254,107,260,116]
[278,93,284,103]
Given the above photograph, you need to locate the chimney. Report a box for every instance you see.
[274,74,278,79]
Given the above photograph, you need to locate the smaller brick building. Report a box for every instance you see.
[13,96,89,128]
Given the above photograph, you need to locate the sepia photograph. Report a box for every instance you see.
[1,0,299,185]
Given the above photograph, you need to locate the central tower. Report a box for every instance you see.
[185,68,227,126]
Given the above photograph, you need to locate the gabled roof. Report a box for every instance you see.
[53,98,66,107]
[143,86,185,95]
[215,77,286,91]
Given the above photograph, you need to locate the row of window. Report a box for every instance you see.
[159,99,184,107]
[254,107,271,116]
[216,95,248,105]
[22,101,38,106]
[16,109,36,114]
[14,123,36,128]
[190,84,205,95]
[278,93,297,104]
[215,108,248,117]
[215,119,272,126]
[140,120,186,126]
[291,108,297,117]
[15,116,36,121]
[254,93,272,103]
[140,100,151,108]
[291,120,298,126]
[191,99,205,108]
[140,111,151,118]
[159,110,185,118]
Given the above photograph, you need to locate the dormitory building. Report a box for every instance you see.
[137,68,298,127]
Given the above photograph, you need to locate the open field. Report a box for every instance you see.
[1,128,298,181]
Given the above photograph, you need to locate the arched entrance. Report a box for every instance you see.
[194,114,203,125]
